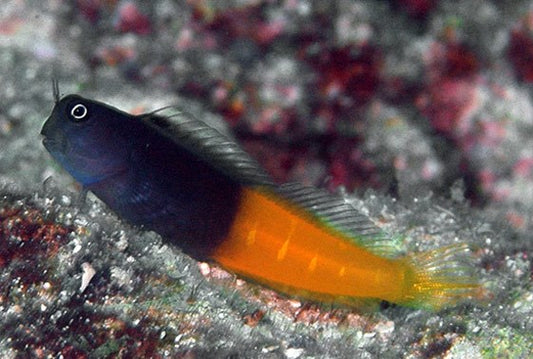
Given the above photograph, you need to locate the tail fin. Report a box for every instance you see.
[398,244,482,310]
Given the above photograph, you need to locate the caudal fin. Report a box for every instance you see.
[398,243,482,310]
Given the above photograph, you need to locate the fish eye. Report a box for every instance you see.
[70,103,88,121]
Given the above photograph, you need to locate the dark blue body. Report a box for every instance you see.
[88,119,242,258]
[41,95,242,259]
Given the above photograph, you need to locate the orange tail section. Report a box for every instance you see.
[211,187,410,305]
[210,187,480,309]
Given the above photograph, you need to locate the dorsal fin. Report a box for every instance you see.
[274,182,402,258]
[139,108,400,257]
[141,108,275,187]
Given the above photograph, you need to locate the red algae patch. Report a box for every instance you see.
[0,205,72,285]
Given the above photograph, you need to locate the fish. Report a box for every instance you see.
[41,83,479,310]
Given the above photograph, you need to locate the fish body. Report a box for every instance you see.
[41,90,478,309]
[42,94,242,258]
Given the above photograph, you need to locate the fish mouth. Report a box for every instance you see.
[42,136,63,153]
[42,136,54,146]
[41,116,65,153]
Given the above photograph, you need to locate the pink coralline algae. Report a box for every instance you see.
[193,3,284,49]
[76,0,102,24]
[508,13,533,83]
[0,206,72,285]
[180,4,384,191]
[417,41,480,138]
[76,0,152,35]
[304,44,382,116]
[0,200,169,357]
[114,1,152,35]
[395,0,437,20]
[513,158,533,178]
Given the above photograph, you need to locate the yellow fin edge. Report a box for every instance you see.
[397,243,483,310]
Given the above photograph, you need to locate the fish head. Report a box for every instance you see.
[41,94,131,186]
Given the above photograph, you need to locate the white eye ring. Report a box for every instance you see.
[71,104,88,120]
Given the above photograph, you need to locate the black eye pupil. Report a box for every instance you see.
[71,104,88,121]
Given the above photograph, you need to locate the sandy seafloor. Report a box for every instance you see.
[0,1,532,358]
